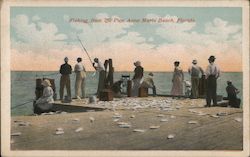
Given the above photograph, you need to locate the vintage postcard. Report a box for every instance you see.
[1,0,249,157]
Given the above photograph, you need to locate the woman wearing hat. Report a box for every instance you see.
[132,61,144,97]
[170,61,184,96]
[34,79,54,114]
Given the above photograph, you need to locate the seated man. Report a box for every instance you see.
[33,79,54,114]
[111,80,123,98]
[141,72,156,96]
[226,80,241,108]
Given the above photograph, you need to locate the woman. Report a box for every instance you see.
[131,61,144,97]
[34,79,54,114]
[170,61,184,96]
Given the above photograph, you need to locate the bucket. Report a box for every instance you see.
[89,95,97,104]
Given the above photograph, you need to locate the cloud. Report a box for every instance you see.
[11,14,69,53]
[11,13,242,72]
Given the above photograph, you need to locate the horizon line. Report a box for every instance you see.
[11,70,243,73]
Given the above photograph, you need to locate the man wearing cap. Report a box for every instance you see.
[93,58,105,97]
[132,61,144,97]
[188,59,204,98]
[74,57,86,99]
[141,72,157,96]
[205,55,221,107]
[59,57,72,101]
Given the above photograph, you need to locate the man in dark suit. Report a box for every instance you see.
[59,57,72,101]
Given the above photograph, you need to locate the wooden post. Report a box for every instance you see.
[108,59,114,86]
[127,80,132,97]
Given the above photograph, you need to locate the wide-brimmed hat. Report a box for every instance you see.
[192,59,197,64]
[134,61,141,66]
[64,57,69,62]
[208,56,216,61]
[42,79,51,87]
[148,72,154,76]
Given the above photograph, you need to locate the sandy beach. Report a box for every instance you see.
[11,97,243,150]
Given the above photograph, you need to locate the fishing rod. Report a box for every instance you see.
[76,35,94,69]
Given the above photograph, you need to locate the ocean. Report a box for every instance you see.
[11,71,243,116]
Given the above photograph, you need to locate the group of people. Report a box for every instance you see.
[33,55,241,114]
[131,55,241,108]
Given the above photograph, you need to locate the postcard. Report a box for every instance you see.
[1,0,249,157]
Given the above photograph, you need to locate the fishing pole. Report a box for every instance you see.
[76,35,94,69]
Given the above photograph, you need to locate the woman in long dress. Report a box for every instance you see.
[171,61,184,96]
[34,79,54,114]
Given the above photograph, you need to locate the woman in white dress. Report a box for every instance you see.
[34,79,54,114]
[170,61,184,96]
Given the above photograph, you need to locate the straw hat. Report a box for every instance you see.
[42,79,51,87]
[134,61,141,66]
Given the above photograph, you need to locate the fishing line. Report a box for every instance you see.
[11,99,34,110]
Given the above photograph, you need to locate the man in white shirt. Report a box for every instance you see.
[188,59,204,98]
[74,57,86,99]
[205,55,221,107]
[93,58,105,97]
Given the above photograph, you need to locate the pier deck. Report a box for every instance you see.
[11,97,243,150]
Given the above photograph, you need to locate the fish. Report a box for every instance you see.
[160,119,168,122]
[119,124,131,128]
[133,129,146,133]
[167,134,175,139]
[75,127,83,132]
[55,130,64,135]
[11,132,21,136]
[130,115,135,118]
[150,125,160,129]
[210,115,220,118]
[188,121,198,124]
[113,115,122,118]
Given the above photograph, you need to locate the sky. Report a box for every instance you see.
[10,7,242,72]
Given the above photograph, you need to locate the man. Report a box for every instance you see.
[141,72,156,96]
[93,58,105,97]
[188,59,204,98]
[111,80,123,98]
[132,61,144,97]
[74,57,86,99]
[226,81,241,108]
[205,55,220,107]
[59,57,72,101]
